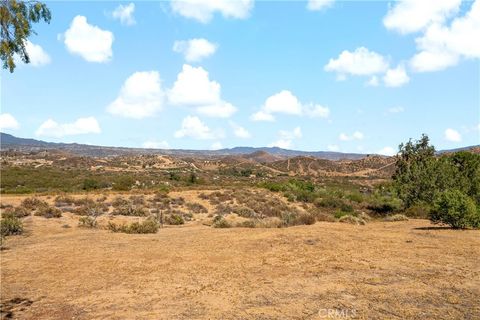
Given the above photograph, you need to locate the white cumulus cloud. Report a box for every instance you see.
[112,3,136,26]
[168,64,237,118]
[63,15,114,63]
[383,0,461,34]
[410,1,480,72]
[107,71,165,119]
[444,128,462,142]
[35,117,101,138]
[269,127,302,149]
[377,146,396,156]
[327,144,340,152]
[0,113,20,130]
[339,131,364,141]
[174,115,222,140]
[210,142,223,150]
[173,38,218,62]
[251,90,330,122]
[170,0,254,23]
[383,64,410,87]
[325,47,389,78]
[229,121,251,138]
[307,0,334,11]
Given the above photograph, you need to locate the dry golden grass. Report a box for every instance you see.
[1,202,479,319]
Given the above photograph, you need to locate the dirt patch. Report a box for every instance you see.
[1,214,479,319]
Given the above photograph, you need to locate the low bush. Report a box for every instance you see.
[212,215,231,228]
[334,210,355,219]
[236,220,256,228]
[107,219,159,234]
[35,205,62,218]
[367,196,402,215]
[112,205,148,217]
[112,196,130,208]
[404,204,431,219]
[254,217,282,228]
[166,214,184,225]
[315,197,349,210]
[233,206,256,218]
[78,216,97,228]
[346,192,364,203]
[54,194,75,207]
[21,197,48,211]
[129,195,146,206]
[384,214,409,222]
[430,190,480,229]
[310,210,336,222]
[338,215,366,225]
[185,202,208,213]
[4,206,30,218]
[1,213,24,238]
[295,212,316,225]
[73,197,96,207]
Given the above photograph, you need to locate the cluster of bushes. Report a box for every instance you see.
[392,135,480,229]
[107,219,159,234]
[1,212,24,242]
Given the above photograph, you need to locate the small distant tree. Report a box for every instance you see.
[0,0,52,72]
[188,172,197,184]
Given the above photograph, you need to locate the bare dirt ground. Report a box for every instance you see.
[1,200,479,319]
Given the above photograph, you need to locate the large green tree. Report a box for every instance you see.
[0,0,51,73]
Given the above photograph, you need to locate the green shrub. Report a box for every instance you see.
[112,176,134,191]
[404,204,431,218]
[166,214,184,225]
[430,190,480,229]
[78,216,97,228]
[212,215,231,228]
[334,210,355,219]
[315,197,348,210]
[82,178,100,191]
[346,192,364,203]
[367,196,402,215]
[1,213,24,238]
[35,205,62,218]
[108,219,159,234]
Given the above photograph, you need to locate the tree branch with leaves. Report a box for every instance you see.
[0,0,51,72]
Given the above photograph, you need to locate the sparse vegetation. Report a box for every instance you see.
[1,212,24,240]
[35,205,62,218]
[107,219,159,234]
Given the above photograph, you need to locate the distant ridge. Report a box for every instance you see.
[1,132,478,160]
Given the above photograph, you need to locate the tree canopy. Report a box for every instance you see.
[0,0,51,72]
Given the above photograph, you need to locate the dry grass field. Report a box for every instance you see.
[1,193,479,319]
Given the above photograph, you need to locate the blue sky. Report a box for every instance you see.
[1,0,479,154]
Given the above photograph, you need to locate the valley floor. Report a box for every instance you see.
[1,213,479,319]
